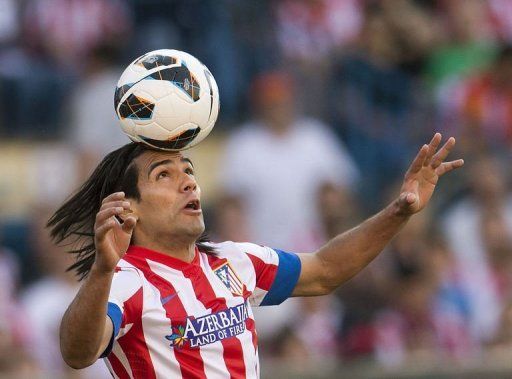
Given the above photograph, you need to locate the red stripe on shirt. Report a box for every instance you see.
[246,253,278,291]
[124,255,207,379]
[116,287,156,379]
[187,254,246,378]
[107,352,131,379]
[245,318,258,352]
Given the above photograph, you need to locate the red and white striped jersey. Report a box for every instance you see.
[101,241,301,379]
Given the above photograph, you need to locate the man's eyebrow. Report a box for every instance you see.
[181,157,194,167]
[148,159,173,178]
[147,158,194,178]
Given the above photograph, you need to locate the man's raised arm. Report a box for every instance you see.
[60,192,135,368]
[293,133,464,296]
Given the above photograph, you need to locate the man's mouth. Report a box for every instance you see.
[184,200,200,210]
[183,199,202,215]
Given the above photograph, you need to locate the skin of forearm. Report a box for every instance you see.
[314,199,410,293]
[60,266,114,368]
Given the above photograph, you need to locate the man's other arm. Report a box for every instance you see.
[292,134,464,296]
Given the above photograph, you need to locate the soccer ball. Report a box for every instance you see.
[114,49,219,151]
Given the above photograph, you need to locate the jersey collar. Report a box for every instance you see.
[125,244,200,270]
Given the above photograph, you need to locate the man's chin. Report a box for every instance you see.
[187,220,206,240]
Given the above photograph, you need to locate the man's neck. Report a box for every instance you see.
[134,237,196,263]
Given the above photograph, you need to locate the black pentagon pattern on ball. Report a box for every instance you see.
[118,94,155,120]
[149,65,200,102]
[114,83,133,112]
[136,54,177,70]
[140,127,201,150]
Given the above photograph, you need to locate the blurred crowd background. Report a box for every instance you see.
[2,0,512,378]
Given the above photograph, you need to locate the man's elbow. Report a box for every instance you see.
[316,279,338,296]
[61,348,99,369]
[63,356,96,370]
[314,256,344,295]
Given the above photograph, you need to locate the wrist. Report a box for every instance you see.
[390,199,413,219]
[89,263,116,278]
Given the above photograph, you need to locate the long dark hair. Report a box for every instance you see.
[47,142,215,280]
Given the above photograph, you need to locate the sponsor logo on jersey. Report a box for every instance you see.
[213,262,244,296]
[165,302,249,349]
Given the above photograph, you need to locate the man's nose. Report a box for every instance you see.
[180,174,197,192]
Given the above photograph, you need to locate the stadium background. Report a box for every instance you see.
[2,0,512,378]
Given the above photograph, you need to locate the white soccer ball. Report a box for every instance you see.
[114,49,219,150]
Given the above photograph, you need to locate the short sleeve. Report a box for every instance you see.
[242,243,301,307]
[100,266,143,357]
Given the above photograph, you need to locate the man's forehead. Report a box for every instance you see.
[136,150,192,170]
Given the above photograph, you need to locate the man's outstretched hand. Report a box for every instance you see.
[397,133,464,216]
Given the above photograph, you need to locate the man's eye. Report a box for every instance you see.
[157,171,169,179]
[185,168,194,176]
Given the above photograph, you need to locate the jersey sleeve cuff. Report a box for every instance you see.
[100,302,123,358]
[261,249,301,306]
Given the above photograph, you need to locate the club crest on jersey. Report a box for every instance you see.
[213,262,244,296]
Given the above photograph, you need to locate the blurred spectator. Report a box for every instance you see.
[219,71,358,251]
[217,70,357,349]
[425,0,497,88]
[488,0,512,43]
[23,0,132,71]
[272,326,312,372]
[275,0,362,62]
[0,238,35,376]
[229,1,278,120]
[374,221,474,366]
[269,298,342,371]
[274,0,363,117]
[0,45,69,138]
[441,156,512,342]
[0,0,19,45]
[295,296,343,360]
[22,208,110,378]
[212,196,251,243]
[66,44,128,177]
[488,302,512,358]
[340,209,429,361]
[329,2,434,211]
[316,181,360,242]
[453,46,512,153]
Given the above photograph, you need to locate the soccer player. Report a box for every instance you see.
[48,133,462,378]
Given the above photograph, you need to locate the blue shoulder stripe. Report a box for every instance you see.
[261,249,301,306]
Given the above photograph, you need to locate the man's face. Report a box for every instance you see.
[129,150,204,245]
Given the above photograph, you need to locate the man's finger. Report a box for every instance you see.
[101,192,125,204]
[122,216,137,234]
[431,137,456,168]
[435,159,464,176]
[96,207,125,225]
[407,144,429,174]
[95,219,116,241]
[100,200,131,212]
[424,133,442,165]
